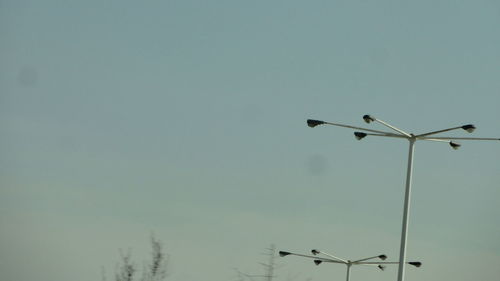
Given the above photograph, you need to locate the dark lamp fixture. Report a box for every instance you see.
[409,261,422,267]
[449,141,461,150]
[363,115,375,123]
[279,251,291,257]
[462,124,476,133]
[307,119,326,128]
[354,132,367,140]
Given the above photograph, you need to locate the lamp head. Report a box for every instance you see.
[378,254,387,260]
[449,141,461,150]
[279,251,291,257]
[461,124,476,133]
[354,132,367,140]
[409,261,422,268]
[378,265,386,271]
[314,260,323,266]
[307,119,326,128]
[311,249,320,255]
[363,115,375,123]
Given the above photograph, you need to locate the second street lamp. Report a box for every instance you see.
[279,249,421,281]
[307,115,499,281]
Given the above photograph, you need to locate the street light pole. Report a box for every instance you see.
[306,115,499,281]
[398,138,415,281]
[345,264,351,281]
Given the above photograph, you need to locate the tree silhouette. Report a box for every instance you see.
[106,236,169,281]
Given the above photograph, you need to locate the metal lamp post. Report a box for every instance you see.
[279,249,421,281]
[306,115,499,281]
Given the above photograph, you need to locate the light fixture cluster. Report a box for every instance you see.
[306,114,499,150]
[278,249,421,280]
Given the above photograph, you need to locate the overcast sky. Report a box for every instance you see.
[1,1,500,281]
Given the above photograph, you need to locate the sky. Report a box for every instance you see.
[1,1,500,281]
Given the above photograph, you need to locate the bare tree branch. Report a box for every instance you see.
[115,250,136,281]
[142,235,169,281]
[104,236,169,281]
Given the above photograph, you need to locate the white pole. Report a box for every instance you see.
[397,138,416,281]
[346,264,351,281]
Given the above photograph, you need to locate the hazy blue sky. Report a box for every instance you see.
[1,1,499,281]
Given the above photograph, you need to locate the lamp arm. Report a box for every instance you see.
[322,121,404,136]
